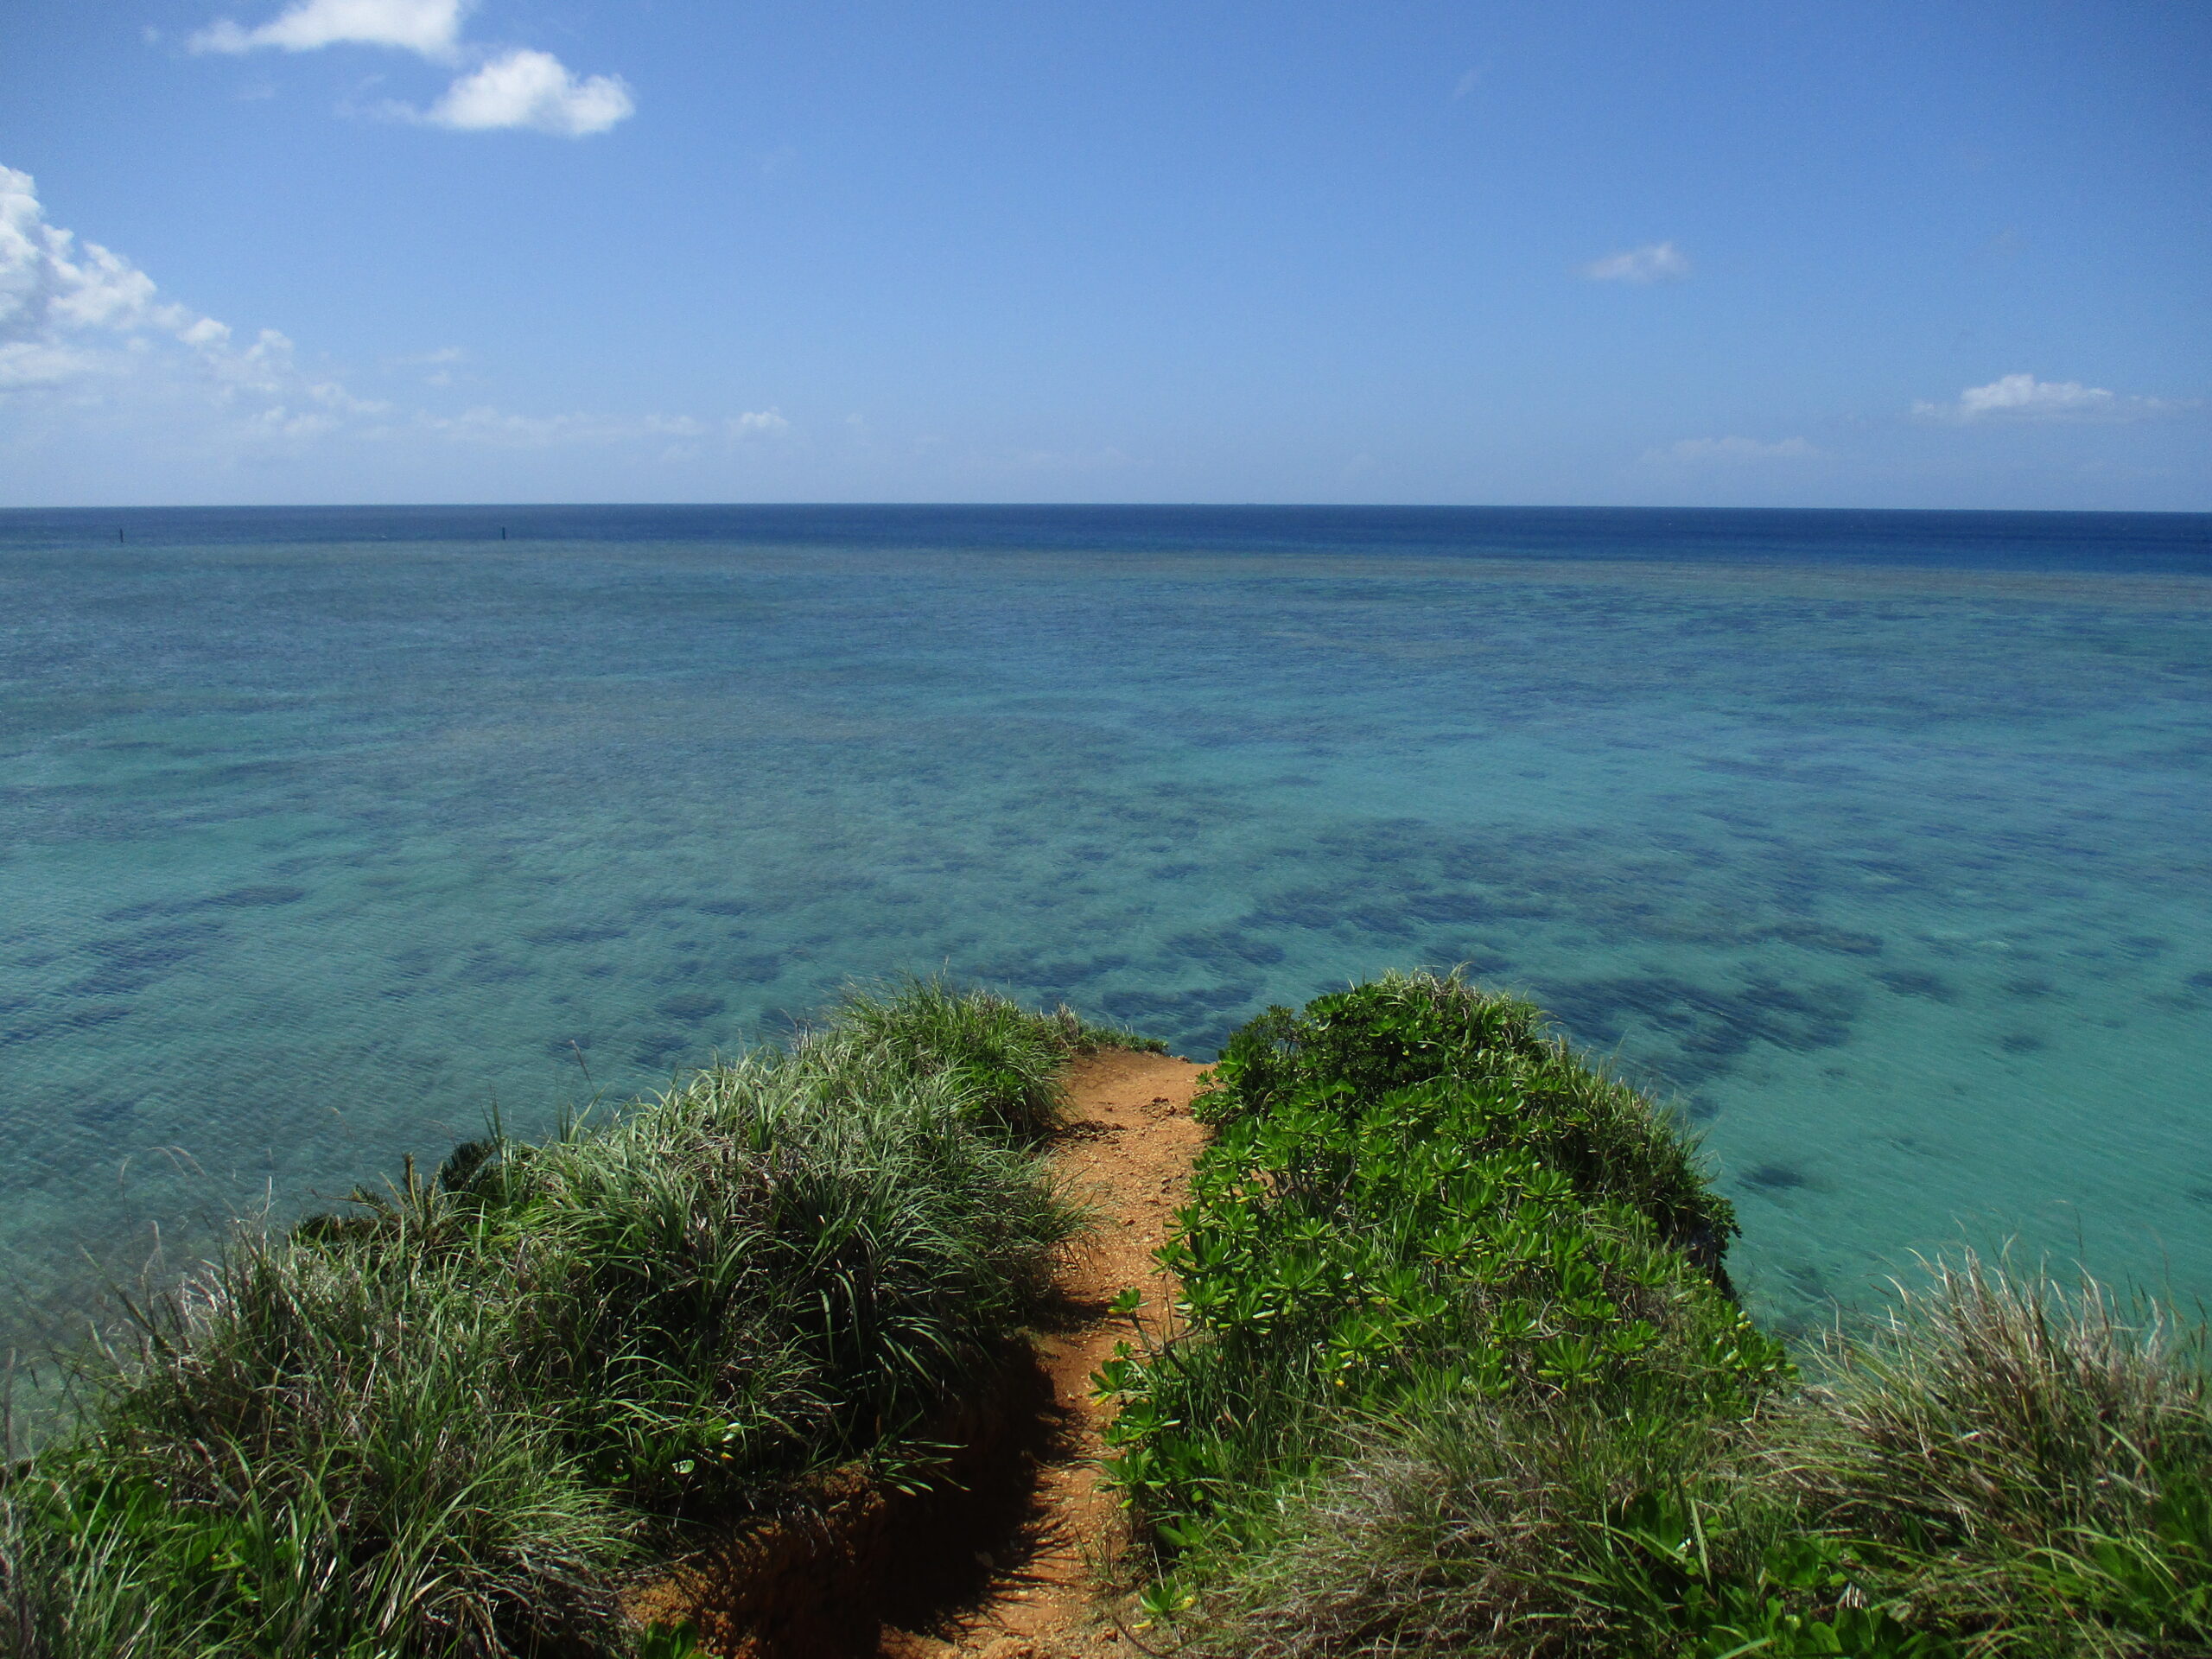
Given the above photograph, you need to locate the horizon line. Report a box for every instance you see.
[6,501,2211,518]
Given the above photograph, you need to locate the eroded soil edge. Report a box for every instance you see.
[647,1050,1208,1659]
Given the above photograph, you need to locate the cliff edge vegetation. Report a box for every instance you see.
[2,971,2206,1658]
[1105,971,2211,1659]
[0,982,1141,1658]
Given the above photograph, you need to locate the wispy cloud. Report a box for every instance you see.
[404,409,787,448]
[385,343,464,384]
[1583,241,1690,283]
[1911,372,2188,424]
[1645,435,1821,465]
[0,164,387,441]
[0,165,766,463]
[411,407,717,447]
[188,0,632,136]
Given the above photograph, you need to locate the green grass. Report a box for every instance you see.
[827,974,1166,1140]
[8,969,2202,1658]
[1770,1252,2212,1655]
[1096,978,1776,1527]
[0,982,1114,1659]
[1106,971,2212,1659]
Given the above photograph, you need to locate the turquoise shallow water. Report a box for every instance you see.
[3,505,2209,1351]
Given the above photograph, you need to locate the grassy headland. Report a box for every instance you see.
[0,982,1142,1657]
[1103,971,2211,1659]
[3,971,2205,1657]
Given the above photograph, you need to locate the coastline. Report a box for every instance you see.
[8,974,2199,1657]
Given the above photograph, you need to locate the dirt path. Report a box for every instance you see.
[886,1049,1209,1659]
[640,1050,1210,1659]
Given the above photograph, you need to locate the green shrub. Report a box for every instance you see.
[1126,975,2210,1659]
[1205,970,1735,1256]
[1173,1248,2212,1657]
[1098,971,1773,1560]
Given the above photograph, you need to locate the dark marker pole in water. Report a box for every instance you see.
[501,526,507,539]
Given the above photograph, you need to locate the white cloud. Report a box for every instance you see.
[414,408,767,448]
[1646,435,1821,465]
[0,340,105,390]
[417,48,633,136]
[386,344,464,384]
[1910,372,2186,424]
[193,0,469,59]
[412,406,620,446]
[0,166,765,475]
[189,2,632,137]
[0,163,319,409]
[1583,241,1691,283]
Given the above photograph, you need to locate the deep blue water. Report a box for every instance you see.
[3,505,2209,1351]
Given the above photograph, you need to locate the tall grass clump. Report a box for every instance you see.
[829,975,1162,1140]
[0,983,1104,1659]
[1118,972,2210,1659]
[1771,1252,2212,1655]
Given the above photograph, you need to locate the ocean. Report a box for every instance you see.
[3,505,2208,1352]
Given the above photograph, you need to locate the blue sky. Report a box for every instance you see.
[3,1,2207,508]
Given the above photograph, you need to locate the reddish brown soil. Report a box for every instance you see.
[891,1049,1211,1659]
[637,1050,1210,1659]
